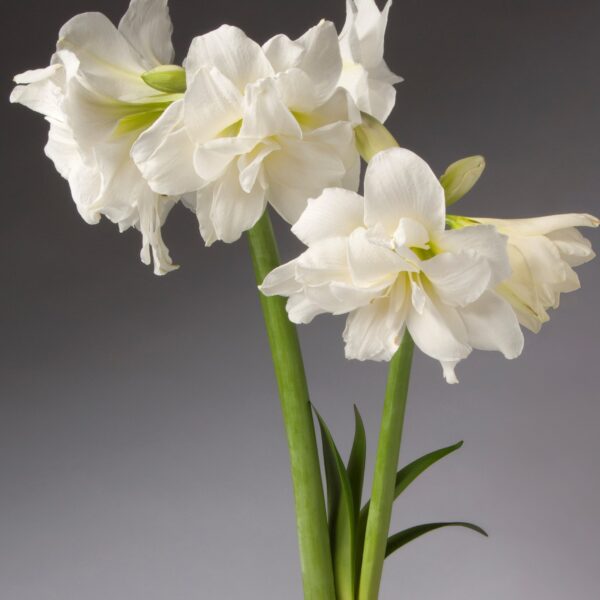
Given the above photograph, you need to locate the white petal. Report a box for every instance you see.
[183,66,243,144]
[193,136,257,182]
[286,294,327,324]
[238,140,280,193]
[10,64,65,120]
[421,250,492,307]
[364,147,446,234]
[393,217,430,249]
[476,213,599,236]
[57,12,152,99]
[118,0,175,67]
[185,25,273,91]
[343,278,409,361]
[459,291,524,359]
[132,100,205,195]
[188,184,218,246]
[291,188,365,246]
[348,228,408,287]
[209,163,267,243]
[433,225,511,287]
[239,78,301,139]
[295,237,351,285]
[260,260,303,296]
[407,288,471,382]
[137,191,178,275]
[264,132,349,224]
[305,282,379,315]
[547,227,596,267]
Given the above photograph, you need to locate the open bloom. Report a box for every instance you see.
[261,148,524,383]
[10,0,183,274]
[132,21,360,245]
[338,0,402,123]
[467,214,598,332]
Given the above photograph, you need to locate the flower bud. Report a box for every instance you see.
[440,155,485,206]
[142,65,187,94]
[354,112,398,162]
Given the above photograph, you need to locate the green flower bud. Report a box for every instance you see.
[440,155,486,206]
[142,65,187,94]
[354,113,398,162]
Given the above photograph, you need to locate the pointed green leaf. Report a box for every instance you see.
[358,441,464,539]
[386,522,488,558]
[314,408,356,600]
[347,405,367,520]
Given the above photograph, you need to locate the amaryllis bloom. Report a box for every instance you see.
[10,0,183,275]
[338,0,402,123]
[466,214,599,332]
[261,148,524,383]
[132,21,360,245]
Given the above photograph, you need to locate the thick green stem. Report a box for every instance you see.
[358,332,415,600]
[247,211,336,600]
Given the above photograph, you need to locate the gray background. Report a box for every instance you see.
[1,0,599,598]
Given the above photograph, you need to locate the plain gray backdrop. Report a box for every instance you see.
[1,1,599,598]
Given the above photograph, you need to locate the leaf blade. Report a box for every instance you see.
[386,522,488,558]
[314,408,356,600]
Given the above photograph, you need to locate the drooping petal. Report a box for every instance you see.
[185,25,273,92]
[209,163,267,243]
[291,187,365,246]
[286,294,327,324]
[407,287,471,383]
[547,227,596,267]
[459,291,524,359]
[343,277,409,361]
[364,147,446,234]
[118,0,175,67]
[132,100,205,195]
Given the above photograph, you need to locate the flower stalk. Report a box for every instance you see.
[358,331,415,600]
[247,211,336,600]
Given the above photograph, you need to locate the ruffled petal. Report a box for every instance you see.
[185,25,273,91]
[343,278,409,361]
[132,100,205,195]
[476,213,599,236]
[291,188,364,246]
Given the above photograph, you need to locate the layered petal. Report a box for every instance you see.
[364,148,446,234]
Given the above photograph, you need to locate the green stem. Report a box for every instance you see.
[247,211,336,600]
[358,332,415,600]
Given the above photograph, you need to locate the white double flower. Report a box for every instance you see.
[132,21,361,245]
[261,148,525,383]
[11,0,183,274]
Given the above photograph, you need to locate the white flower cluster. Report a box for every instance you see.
[12,0,598,382]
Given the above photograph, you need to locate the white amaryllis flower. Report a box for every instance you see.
[338,0,402,123]
[10,0,183,275]
[132,21,361,245]
[261,148,524,383]
[466,214,598,332]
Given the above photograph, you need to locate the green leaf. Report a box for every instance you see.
[358,441,464,538]
[314,408,356,600]
[386,522,488,558]
[347,406,367,522]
